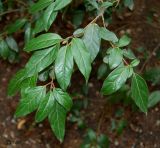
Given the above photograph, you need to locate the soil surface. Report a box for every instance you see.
[0,0,160,148]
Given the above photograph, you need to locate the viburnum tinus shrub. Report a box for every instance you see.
[6,0,148,142]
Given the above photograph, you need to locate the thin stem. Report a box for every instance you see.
[101,15,106,27]
[123,58,129,66]
[115,0,121,7]
[85,13,102,29]
[44,82,51,87]
[109,42,115,48]
[61,13,104,45]
[50,78,55,90]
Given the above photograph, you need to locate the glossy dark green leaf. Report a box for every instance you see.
[33,17,45,34]
[6,18,26,34]
[0,39,9,59]
[100,27,118,43]
[117,35,131,47]
[25,45,59,76]
[83,23,101,61]
[35,91,55,122]
[71,38,91,82]
[55,46,73,90]
[43,3,58,31]
[24,33,62,52]
[29,0,53,13]
[8,69,37,96]
[49,101,67,142]
[6,36,19,52]
[101,66,130,95]
[53,88,73,111]
[54,0,72,11]
[15,86,46,117]
[148,91,160,108]
[108,48,123,69]
[131,73,149,113]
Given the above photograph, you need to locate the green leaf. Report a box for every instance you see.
[29,0,53,13]
[55,46,73,90]
[54,0,72,11]
[26,45,59,76]
[86,0,99,10]
[35,91,55,122]
[73,28,84,37]
[43,3,58,31]
[24,33,62,52]
[131,73,149,113]
[8,50,18,63]
[148,91,160,108]
[124,0,134,10]
[49,101,67,142]
[97,134,109,148]
[123,49,136,60]
[97,63,108,80]
[131,59,140,67]
[100,27,118,43]
[8,69,37,96]
[83,23,101,61]
[6,36,19,52]
[71,38,91,82]
[15,86,46,117]
[53,88,73,111]
[24,23,33,44]
[103,55,109,64]
[100,2,113,9]
[0,39,9,59]
[101,66,130,95]
[33,17,45,34]
[117,35,131,47]
[127,66,133,78]
[6,18,26,34]
[39,70,49,82]
[87,129,97,141]
[108,48,123,69]
[116,119,127,135]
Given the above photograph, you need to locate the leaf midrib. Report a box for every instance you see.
[133,74,146,110]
